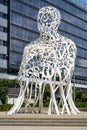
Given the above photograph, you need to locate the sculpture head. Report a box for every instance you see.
[37,6,61,33]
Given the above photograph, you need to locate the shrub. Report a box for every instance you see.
[81,94,87,102]
[0,104,13,111]
[75,101,87,108]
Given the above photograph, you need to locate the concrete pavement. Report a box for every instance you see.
[0,111,87,127]
[0,126,87,130]
[0,111,87,119]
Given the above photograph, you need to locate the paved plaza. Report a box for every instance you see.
[0,111,87,130]
[0,126,87,130]
[0,111,87,119]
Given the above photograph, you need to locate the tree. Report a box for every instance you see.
[75,89,83,101]
[43,85,50,106]
[81,93,87,102]
[0,79,19,104]
[0,79,19,88]
[0,83,8,104]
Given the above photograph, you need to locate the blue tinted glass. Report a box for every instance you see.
[10,39,27,53]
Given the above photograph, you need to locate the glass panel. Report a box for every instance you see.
[10,52,22,66]
[60,10,87,30]
[11,12,38,32]
[77,47,87,58]
[0,67,7,73]
[60,21,86,40]
[0,40,7,46]
[10,0,38,20]
[59,0,87,21]
[75,67,87,77]
[10,39,27,53]
[0,53,6,59]
[10,25,39,41]
[0,26,7,32]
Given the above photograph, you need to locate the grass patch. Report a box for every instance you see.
[0,104,13,111]
[75,101,87,108]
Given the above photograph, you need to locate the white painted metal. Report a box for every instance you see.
[8,6,80,115]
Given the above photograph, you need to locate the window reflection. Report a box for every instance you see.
[60,21,86,39]
[76,57,87,68]
[75,67,87,77]
[0,67,7,73]
[77,47,87,58]
[0,40,7,46]
[61,10,87,30]
[0,53,6,60]
[10,52,22,67]
[11,12,38,32]
[11,0,38,20]
[10,39,27,53]
[11,25,39,41]
[0,26,7,32]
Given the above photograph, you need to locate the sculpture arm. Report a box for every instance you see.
[18,44,35,77]
[18,46,28,78]
[67,40,77,76]
[18,41,41,78]
[68,40,77,65]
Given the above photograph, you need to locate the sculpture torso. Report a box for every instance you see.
[19,34,76,82]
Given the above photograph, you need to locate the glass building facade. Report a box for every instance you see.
[0,0,87,87]
[0,0,8,77]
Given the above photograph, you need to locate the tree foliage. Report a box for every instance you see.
[74,89,87,108]
[74,89,83,101]
[43,85,50,106]
[0,79,19,104]
[0,82,8,104]
[74,89,87,102]
[0,79,19,88]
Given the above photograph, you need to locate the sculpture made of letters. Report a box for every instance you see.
[8,6,80,115]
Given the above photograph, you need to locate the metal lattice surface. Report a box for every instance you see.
[8,6,80,115]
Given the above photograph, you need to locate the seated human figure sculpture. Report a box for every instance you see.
[8,6,80,115]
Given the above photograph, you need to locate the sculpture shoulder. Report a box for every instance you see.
[67,38,76,50]
[24,39,40,53]
[60,35,77,51]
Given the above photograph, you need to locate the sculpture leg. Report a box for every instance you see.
[48,98,52,115]
[25,82,45,114]
[61,82,80,115]
[8,80,28,114]
[24,82,34,113]
[60,84,71,115]
[38,82,43,113]
[66,83,77,114]
[69,96,80,114]
[68,86,80,114]
[48,83,59,115]
[24,82,39,113]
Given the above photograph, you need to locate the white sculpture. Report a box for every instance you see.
[8,6,80,115]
